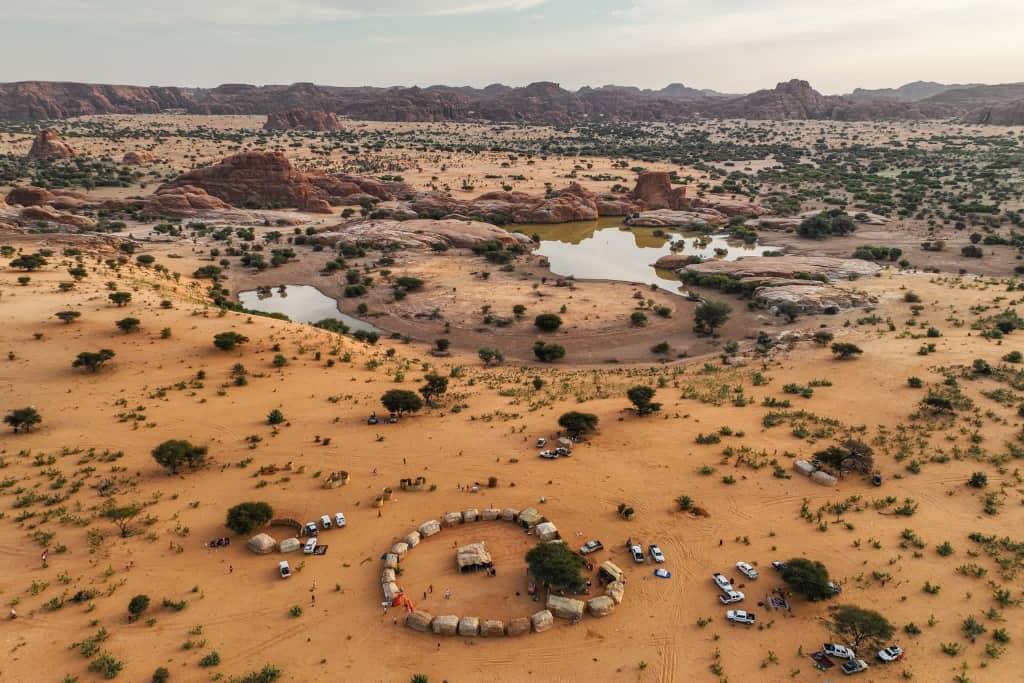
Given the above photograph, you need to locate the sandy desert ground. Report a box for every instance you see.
[0,114,1022,683]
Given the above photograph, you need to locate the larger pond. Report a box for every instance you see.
[526,218,772,293]
[237,285,380,333]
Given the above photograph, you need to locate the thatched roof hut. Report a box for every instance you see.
[443,511,463,527]
[403,531,421,548]
[480,619,505,637]
[418,520,441,537]
[391,541,409,559]
[518,507,544,529]
[507,616,531,636]
[546,595,584,620]
[247,533,276,554]
[381,568,396,585]
[405,610,433,632]
[277,537,300,553]
[587,595,616,617]
[382,582,402,602]
[606,580,625,604]
[535,521,559,541]
[531,609,554,632]
[793,459,816,476]
[500,508,519,522]
[481,508,500,521]
[383,553,400,569]
[456,542,493,573]
[457,616,480,636]
[463,508,480,522]
[811,470,838,487]
[431,614,459,636]
[598,560,624,584]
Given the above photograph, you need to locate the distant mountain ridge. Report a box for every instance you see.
[0,78,1020,124]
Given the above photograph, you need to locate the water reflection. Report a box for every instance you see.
[238,285,379,333]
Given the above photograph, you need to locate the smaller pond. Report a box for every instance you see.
[526,219,773,293]
[237,285,380,334]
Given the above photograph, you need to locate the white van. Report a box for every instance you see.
[320,514,332,530]
[278,561,291,578]
[303,537,318,554]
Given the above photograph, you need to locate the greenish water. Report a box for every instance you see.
[524,218,771,293]
[238,285,379,333]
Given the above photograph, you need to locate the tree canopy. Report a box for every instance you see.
[533,341,566,363]
[225,501,274,535]
[525,541,585,590]
[831,342,863,359]
[101,499,142,538]
[419,373,449,403]
[828,604,895,649]
[10,253,47,271]
[381,389,424,415]
[627,385,661,415]
[72,349,115,372]
[815,439,874,474]
[780,558,836,601]
[151,439,208,474]
[5,406,41,433]
[694,300,731,335]
[558,411,599,439]
[534,313,563,332]
[213,332,249,351]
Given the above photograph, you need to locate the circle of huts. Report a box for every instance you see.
[381,505,627,638]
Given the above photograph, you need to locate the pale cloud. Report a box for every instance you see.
[4,0,547,25]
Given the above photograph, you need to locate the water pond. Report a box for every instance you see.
[237,285,380,333]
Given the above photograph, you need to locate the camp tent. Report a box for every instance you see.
[536,521,559,541]
[456,542,494,573]
[598,560,624,584]
[518,507,545,529]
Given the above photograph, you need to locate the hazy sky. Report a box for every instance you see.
[2,0,1021,93]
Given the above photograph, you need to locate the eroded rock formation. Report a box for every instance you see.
[27,129,76,160]
[264,109,344,131]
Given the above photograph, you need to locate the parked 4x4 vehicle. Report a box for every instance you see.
[579,540,604,555]
[629,544,644,563]
[823,643,857,660]
[726,610,755,625]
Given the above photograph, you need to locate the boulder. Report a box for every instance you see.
[662,255,882,282]
[506,616,531,636]
[311,218,532,251]
[122,151,156,165]
[755,284,876,314]
[246,533,276,554]
[6,186,54,207]
[418,520,441,537]
[431,614,460,636]
[403,531,421,548]
[546,595,584,621]
[277,537,300,553]
[531,610,554,633]
[587,595,616,617]
[27,129,75,160]
[405,610,433,632]
[625,208,725,228]
[480,619,505,637]
[142,185,245,219]
[606,581,625,604]
[630,171,688,210]
[457,616,480,636]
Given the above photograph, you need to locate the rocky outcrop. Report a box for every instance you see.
[755,283,876,314]
[312,218,533,251]
[630,171,688,210]
[6,186,55,207]
[657,255,882,281]
[963,99,1024,125]
[407,182,601,224]
[0,82,191,121]
[141,185,249,219]
[625,208,726,228]
[122,151,156,165]
[156,152,411,212]
[20,205,96,229]
[264,109,344,131]
[27,129,75,160]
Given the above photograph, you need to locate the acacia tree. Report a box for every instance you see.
[533,341,566,363]
[381,389,423,415]
[780,558,836,601]
[5,407,41,433]
[815,439,874,474]
[10,253,47,271]
[831,342,863,359]
[827,605,895,650]
[55,311,81,324]
[101,499,142,538]
[694,300,731,336]
[525,541,584,590]
[627,386,661,416]
[558,411,598,439]
[116,317,140,333]
[225,501,274,534]
[151,439,207,474]
[478,347,504,366]
[108,291,132,306]
[213,332,249,351]
[72,349,115,372]
[419,373,448,404]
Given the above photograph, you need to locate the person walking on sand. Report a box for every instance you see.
[229,565,233,574]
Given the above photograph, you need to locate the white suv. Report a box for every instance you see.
[736,561,758,579]
[726,610,755,625]
[824,643,856,660]
[719,590,744,605]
